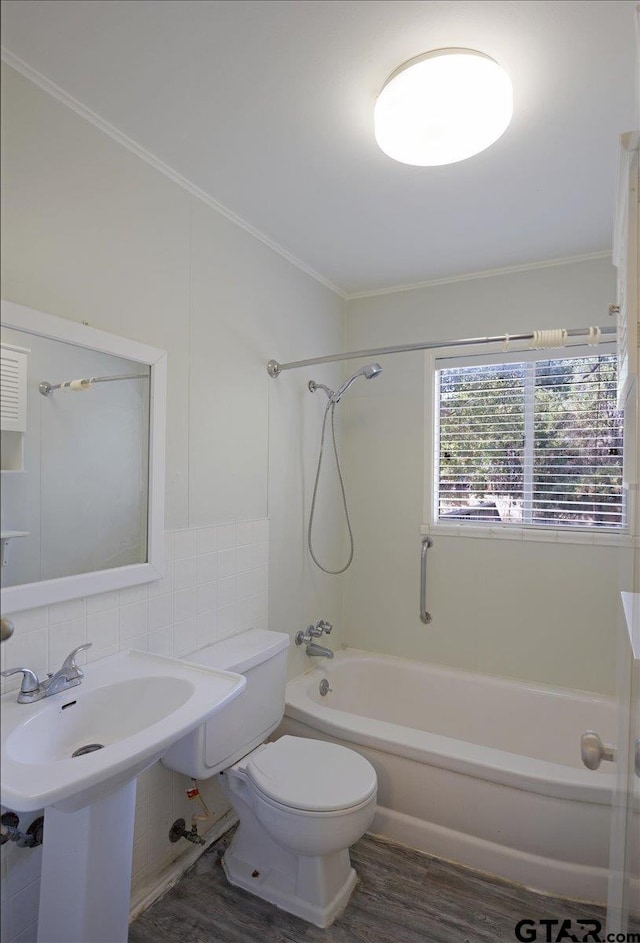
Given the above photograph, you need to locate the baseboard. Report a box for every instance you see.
[369,806,609,905]
[129,810,239,922]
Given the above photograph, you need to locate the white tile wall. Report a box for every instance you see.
[0,519,269,943]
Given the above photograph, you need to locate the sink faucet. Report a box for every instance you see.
[295,620,334,658]
[1,643,92,703]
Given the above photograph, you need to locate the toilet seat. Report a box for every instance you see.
[252,783,376,818]
[245,735,377,812]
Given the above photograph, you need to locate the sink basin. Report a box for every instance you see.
[5,676,194,763]
[1,649,246,813]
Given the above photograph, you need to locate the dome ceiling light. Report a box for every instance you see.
[374,48,513,166]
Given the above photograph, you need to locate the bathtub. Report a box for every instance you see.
[279,649,619,904]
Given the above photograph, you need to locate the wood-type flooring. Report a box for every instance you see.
[129,828,624,943]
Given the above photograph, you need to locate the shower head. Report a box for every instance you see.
[331,362,383,403]
[308,363,383,403]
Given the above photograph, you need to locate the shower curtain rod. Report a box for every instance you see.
[266,325,617,377]
[39,373,148,396]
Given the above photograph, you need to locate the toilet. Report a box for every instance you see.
[162,629,377,928]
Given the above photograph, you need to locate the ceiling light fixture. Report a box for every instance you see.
[374,48,513,166]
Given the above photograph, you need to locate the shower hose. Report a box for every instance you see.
[307,399,354,574]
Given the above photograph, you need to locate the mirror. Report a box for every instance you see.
[1,300,166,613]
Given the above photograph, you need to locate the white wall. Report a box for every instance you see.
[344,258,622,696]
[0,62,345,943]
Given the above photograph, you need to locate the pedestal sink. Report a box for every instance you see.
[1,650,246,943]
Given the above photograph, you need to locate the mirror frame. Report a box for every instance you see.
[1,299,166,613]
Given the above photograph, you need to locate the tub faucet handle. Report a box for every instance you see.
[295,622,333,646]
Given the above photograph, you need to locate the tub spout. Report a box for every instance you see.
[305,642,334,658]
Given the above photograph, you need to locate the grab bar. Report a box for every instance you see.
[420,536,433,624]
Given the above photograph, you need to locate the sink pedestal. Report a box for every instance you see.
[2,649,246,942]
[38,780,137,943]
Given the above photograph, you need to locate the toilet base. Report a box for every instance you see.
[222,827,358,928]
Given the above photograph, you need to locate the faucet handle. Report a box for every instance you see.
[316,619,332,635]
[60,643,92,675]
[1,667,40,694]
[307,624,324,638]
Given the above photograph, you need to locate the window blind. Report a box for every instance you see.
[435,353,624,529]
[0,345,28,433]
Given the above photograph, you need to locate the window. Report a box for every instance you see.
[434,351,624,531]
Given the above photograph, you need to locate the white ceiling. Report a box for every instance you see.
[1,0,637,296]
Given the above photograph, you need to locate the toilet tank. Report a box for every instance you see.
[162,629,290,779]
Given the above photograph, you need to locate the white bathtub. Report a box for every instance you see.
[279,649,617,903]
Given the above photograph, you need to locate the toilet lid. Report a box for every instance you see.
[246,736,377,812]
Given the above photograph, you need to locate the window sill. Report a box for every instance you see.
[421,522,636,548]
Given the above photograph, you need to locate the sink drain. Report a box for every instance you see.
[71,743,105,758]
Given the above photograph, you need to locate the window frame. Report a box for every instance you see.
[423,343,633,546]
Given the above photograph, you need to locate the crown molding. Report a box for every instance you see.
[1,50,614,306]
[345,251,612,300]
[1,49,347,300]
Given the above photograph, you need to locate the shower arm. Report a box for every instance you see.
[308,380,334,399]
[266,325,616,377]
